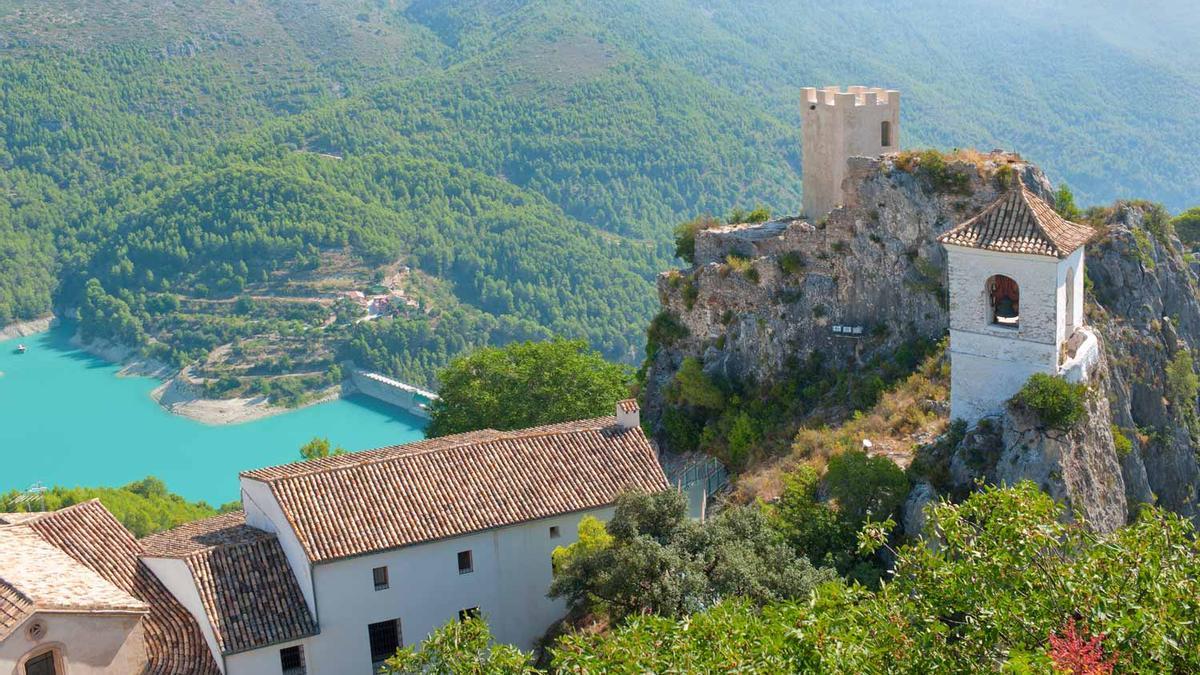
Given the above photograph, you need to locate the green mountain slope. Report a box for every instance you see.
[0,0,1196,389]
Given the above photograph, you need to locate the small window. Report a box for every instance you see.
[24,651,58,675]
[280,645,305,675]
[368,619,402,671]
[881,120,892,147]
[458,607,481,621]
[457,550,473,574]
[372,566,389,591]
[549,526,561,539]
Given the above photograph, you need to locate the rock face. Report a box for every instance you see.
[643,152,1049,428]
[644,150,1200,532]
[1086,203,1200,522]
[913,202,1200,533]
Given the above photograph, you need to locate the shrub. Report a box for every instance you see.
[1165,349,1198,428]
[646,311,689,354]
[681,278,699,310]
[670,357,724,410]
[1131,227,1156,269]
[1013,373,1087,428]
[896,149,971,194]
[727,206,771,224]
[995,164,1015,189]
[725,254,758,283]
[1111,425,1134,457]
[726,411,761,468]
[777,251,804,276]
[673,215,719,264]
[1172,206,1200,246]
[824,450,909,525]
[1054,184,1082,220]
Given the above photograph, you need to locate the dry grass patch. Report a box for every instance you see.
[733,345,949,503]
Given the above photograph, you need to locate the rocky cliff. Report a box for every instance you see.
[643,152,1048,426]
[926,202,1200,531]
[644,150,1200,531]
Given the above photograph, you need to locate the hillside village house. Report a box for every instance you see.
[1,400,667,675]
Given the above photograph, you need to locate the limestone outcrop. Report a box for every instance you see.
[644,150,1200,533]
[1087,203,1200,522]
[643,152,1050,429]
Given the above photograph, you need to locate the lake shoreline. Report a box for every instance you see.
[0,316,56,341]
[151,373,346,426]
[65,330,346,426]
[4,318,368,426]
[1,324,427,504]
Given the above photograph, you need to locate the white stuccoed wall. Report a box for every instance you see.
[300,507,612,674]
[946,245,1085,424]
[0,613,146,675]
[225,637,311,675]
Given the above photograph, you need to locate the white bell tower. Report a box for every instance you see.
[938,179,1097,424]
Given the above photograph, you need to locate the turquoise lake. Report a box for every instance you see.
[0,326,426,505]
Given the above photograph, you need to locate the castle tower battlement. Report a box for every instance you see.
[801,86,900,219]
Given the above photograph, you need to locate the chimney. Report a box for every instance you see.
[616,399,640,430]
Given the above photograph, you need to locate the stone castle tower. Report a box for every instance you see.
[937,179,1099,424]
[801,86,900,219]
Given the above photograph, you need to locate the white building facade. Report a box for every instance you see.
[939,182,1098,424]
[139,400,666,675]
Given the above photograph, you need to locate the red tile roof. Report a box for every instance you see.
[243,417,668,563]
[143,512,317,655]
[938,183,1095,258]
[618,398,640,414]
[0,526,147,631]
[0,579,34,641]
[24,501,221,675]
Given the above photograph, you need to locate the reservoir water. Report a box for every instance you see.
[0,325,426,505]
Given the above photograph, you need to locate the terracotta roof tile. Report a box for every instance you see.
[618,398,640,414]
[141,511,263,558]
[0,527,147,620]
[143,512,318,655]
[246,417,668,563]
[938,183,1095,258]
[0,578,34,641]
[26,501,221,675]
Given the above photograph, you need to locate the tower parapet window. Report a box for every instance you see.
[987,275,1020,327]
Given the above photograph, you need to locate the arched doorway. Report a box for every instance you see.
[881,120,892,147]
[986,275,1020,326]
[1065,267,1076,335]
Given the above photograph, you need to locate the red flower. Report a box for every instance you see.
[1047,618,1117,675]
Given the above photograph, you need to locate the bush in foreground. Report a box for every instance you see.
[556,483,1200,672]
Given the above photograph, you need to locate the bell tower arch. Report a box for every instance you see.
[938,179,1095,424]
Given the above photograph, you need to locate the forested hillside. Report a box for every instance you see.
[1,0,1197,391]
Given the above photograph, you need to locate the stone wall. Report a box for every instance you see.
[801,87,900,219]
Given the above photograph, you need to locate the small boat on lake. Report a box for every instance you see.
[14,344,26,354]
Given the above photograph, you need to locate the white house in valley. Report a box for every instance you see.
[938,179,1099,424]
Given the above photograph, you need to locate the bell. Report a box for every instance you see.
[995,297,1017,319]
